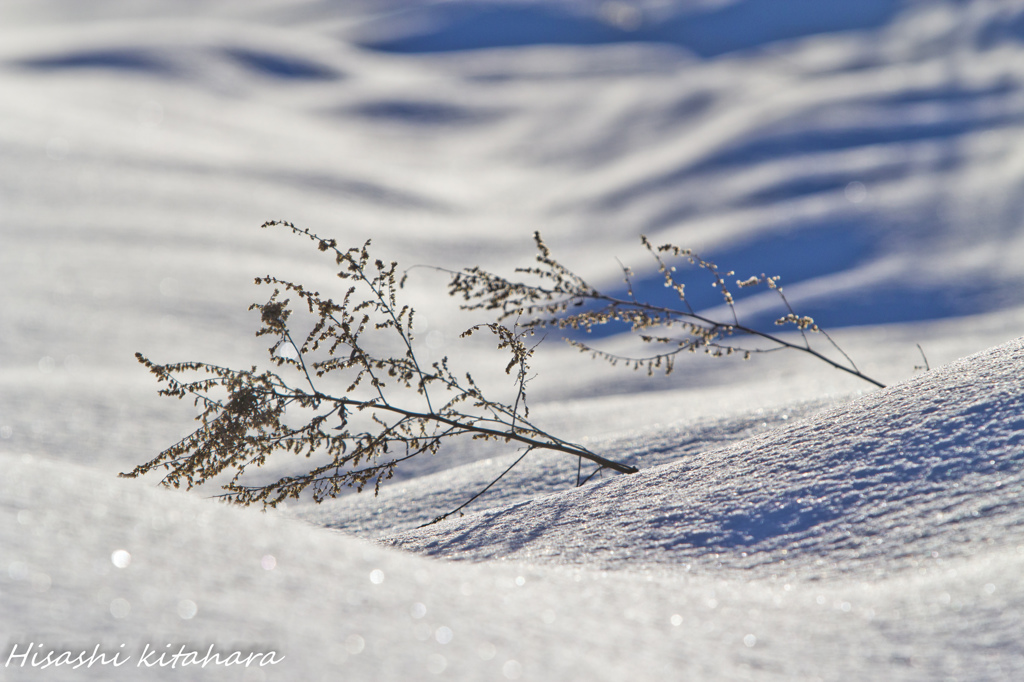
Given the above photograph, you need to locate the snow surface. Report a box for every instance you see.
[4,0,1024,679]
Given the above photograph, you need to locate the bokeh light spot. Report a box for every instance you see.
[111,550,131,569]
[177,599,198,620]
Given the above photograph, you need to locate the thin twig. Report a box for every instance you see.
[419,448,533,527]
[915,343,930,371]
[594,294,886,388]
[446,233,887,390]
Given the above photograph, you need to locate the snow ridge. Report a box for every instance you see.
[389,338,1024,577]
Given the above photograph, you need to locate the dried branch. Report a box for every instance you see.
[448,232,885,389]
[124,222,636,518]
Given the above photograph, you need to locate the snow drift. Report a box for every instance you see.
[389,338,1024,578]
[5,340,1024,681]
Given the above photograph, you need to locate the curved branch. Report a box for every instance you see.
[298,391,637,475]
[593,294,886,389]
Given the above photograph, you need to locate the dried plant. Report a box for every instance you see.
[448,232,886,389]
[123,222,636,520]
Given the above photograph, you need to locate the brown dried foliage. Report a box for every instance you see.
[449,232,885,388]
[124,222,636,517]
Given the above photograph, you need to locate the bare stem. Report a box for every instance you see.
[419,448,534,527]
[299,391,637,474]
[591,293,886,389]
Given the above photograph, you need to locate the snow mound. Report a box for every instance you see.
[1,453,610,680]
[287,395,835,536]
[6,371,1024,680]
[389,337,1024,577]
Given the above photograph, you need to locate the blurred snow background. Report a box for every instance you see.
[3,0,1024,679]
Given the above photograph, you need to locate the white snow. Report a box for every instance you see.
[4,0,1024,679]
[386,339,1024,575]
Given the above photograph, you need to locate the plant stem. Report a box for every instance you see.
[419,448,533,527]
[594,294,886,389]
[298,391,637,474]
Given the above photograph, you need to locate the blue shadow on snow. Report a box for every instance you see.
[15,49,174,74]
[569,221,1019,337]
[350,100,500,126]
[358,0,902,57]
[223,48,341,80]
[671,498,842,550]
[575,224,871,338]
